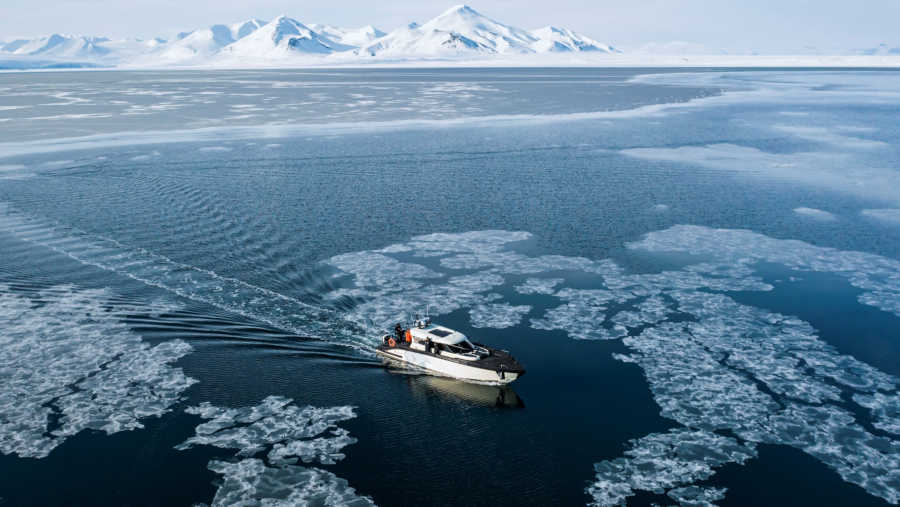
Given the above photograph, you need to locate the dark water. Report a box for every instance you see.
[1,68,899,506]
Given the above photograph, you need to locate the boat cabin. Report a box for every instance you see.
[407,324,483,361]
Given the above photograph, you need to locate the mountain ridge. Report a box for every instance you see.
[0,4,615,66]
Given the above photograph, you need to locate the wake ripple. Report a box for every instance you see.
[0,202,375,354]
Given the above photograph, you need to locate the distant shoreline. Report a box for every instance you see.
[4,54,900,73]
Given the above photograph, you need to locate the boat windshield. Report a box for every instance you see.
[445,341,474,354]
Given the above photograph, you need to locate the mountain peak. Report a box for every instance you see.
[439,4,481,18]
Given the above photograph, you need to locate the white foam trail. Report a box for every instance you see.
[0,203,372,352]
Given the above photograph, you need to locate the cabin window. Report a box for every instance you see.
[429,329,452,338]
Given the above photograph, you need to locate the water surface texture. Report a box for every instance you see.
[1,68,900,506]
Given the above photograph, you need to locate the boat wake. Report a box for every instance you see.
[0,202,376,354]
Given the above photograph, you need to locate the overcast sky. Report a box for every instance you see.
[2,0,898,52]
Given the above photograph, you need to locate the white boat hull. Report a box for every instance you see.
[377,348,520,385]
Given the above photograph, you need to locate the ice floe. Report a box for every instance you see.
[667,485,727,507]
[514,277,564,295]
[621,142,900,205]
[862,208,900,225]
[531,288,629,341]
[0,284,195,459]
[854,392,900,435]
[469,303,531,329]
[206,459,375,506]
[609,290,900,503]
[129,150,161,162]
[773,125,888,150]
[177,396,358,466]
[629,224,900,319]
[588,429,756,506]
[793,207,838,221]
[406,230,532,257]
[321,225,900,504]
[178,396,372,506]
[10,219,895,501]
[610,295,671,329]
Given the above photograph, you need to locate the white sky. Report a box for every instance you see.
[2,0,898,52]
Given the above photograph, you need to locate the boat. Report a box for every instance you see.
[376,317,526,385]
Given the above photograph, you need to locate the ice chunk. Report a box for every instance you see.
[0,285,195,459]
[611,296,671,329]
[861,209,900,225]
[614,290,900,503]
[667,485,727,507]
[793,207,838,221]
[469,303,531,329]
[531,288,631,340]
[327,251,443,290]
[178,396,357,466]
[587,429,755,506]
[750,403,900,504]
[854,392,900,435]
[407,230,532,256]
[629,225,900,318]
[514,277,564,295]
[206,459,375,506]
[179,397,370,505]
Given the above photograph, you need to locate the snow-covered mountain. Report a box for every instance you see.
[357,5,615,57]
[156,25,237,62]
[308,24,386,47]
[531,26,617,53]
[221,15,353,59]
[232,19,267,40]
[1,34,111,59]
[0,4,616,67]
[360,5,530,57]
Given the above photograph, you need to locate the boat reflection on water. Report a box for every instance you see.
[416,376,525,408]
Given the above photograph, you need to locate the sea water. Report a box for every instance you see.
[1,68,899,506]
